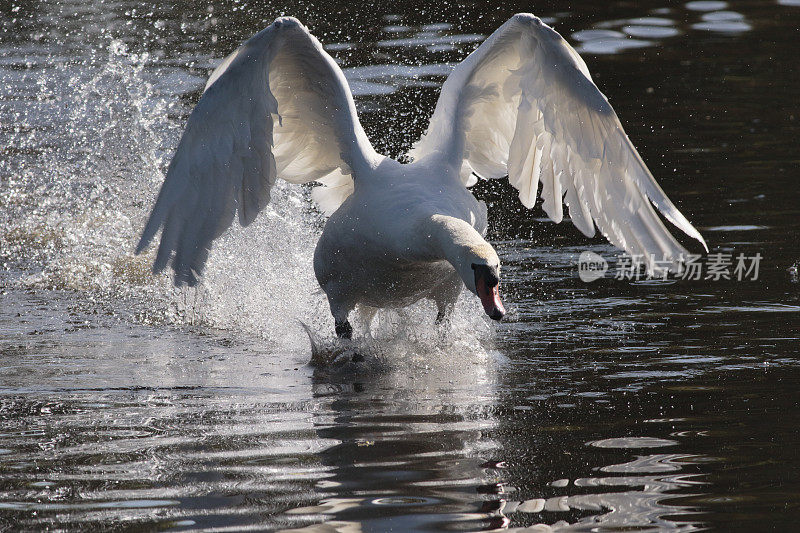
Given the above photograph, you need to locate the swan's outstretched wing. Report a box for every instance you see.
[137,17,380,285]
[410,13,707,269]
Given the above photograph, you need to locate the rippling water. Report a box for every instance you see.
[1,0,799,531]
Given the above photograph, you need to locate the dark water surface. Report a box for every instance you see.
[1,0,799,531]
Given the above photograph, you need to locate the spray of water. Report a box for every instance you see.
[0,21,496,361]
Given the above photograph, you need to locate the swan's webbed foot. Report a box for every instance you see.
[335,320,353,339]
[334,321,363,363]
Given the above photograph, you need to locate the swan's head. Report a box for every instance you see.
[456,245,504,321]
[431,215,505,321]
[470,262,505,321]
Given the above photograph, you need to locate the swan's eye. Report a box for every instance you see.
[471,264,499,287]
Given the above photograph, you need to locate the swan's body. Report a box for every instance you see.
[314,157,488,327]
[137,14,707,337]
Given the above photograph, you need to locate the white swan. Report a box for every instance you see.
[136,14,707,338]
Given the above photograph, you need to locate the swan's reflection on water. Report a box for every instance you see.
[279,347,507,532]
[271,348,707,532]
[0,282,720,531]
[3,285,796,531]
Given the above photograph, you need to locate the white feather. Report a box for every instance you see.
[410,13,707,270]
[137,17,381,285]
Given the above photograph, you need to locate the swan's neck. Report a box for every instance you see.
[428,215,489,259]
[427,215,498,291]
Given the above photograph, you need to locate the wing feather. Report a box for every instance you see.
[410,13,707,270]
[137,17,380,285]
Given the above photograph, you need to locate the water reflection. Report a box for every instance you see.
[685,1,729,11]
[0,291,506,530]
[282,376,505,531]
[0,289,727,532]
[622,25,681,39]
[574,14,681,55]
[492,444,705,531]
[692,11,752,33]
[342,63,455,96]
[572,2,756,55]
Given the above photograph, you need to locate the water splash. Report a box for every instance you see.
[0,20,494,357]
[1,36,178,295]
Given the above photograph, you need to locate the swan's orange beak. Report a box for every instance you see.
[476,275,505,321]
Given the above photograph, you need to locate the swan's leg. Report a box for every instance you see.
[434,301,455,344]
[331,301,363,362]
[435,302,455,325]
[432,274,462,327]
[328,298,354,339]
[335,320,353,339]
